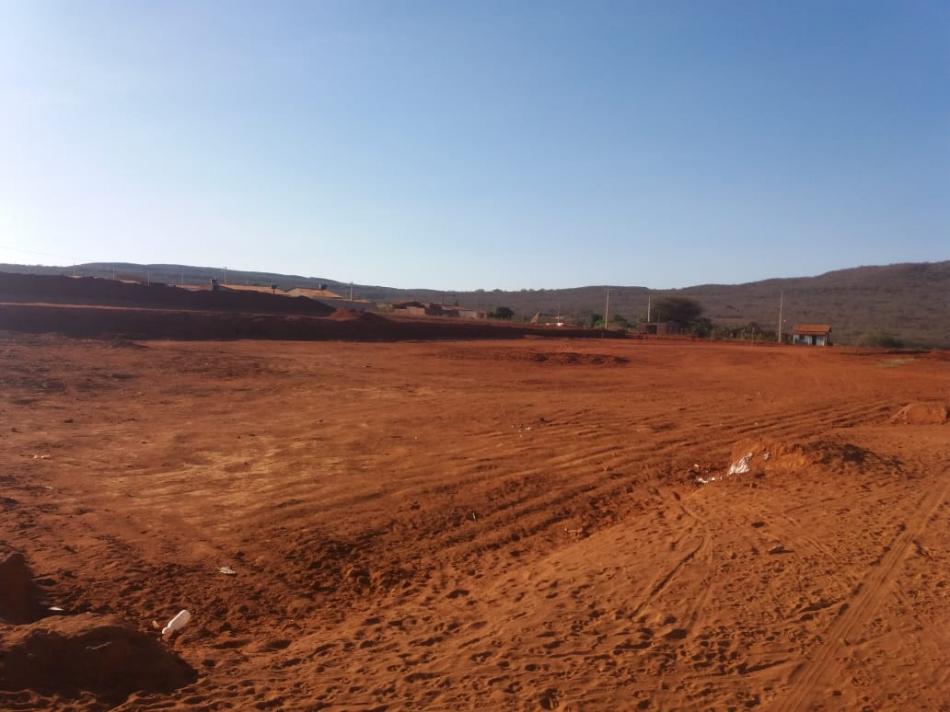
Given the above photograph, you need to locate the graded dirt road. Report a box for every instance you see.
[0,335,947,710]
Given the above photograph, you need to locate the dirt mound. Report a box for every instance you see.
[0,271,334,316]
[0,614,195,700]
[721,438,884,478]
[890,402,948,425]
[329,308,388,324]
[0,552,45,624]
[0,303,624,342]
[329,307,362,320]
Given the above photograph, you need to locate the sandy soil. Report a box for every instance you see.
[0,334,947,710]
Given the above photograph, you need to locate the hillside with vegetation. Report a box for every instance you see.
[2,260,947,347]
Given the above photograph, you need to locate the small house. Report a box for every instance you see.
[392,301,429,317]
[792,323,832,346]
[391,301,484,319]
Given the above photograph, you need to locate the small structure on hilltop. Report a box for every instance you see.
[792,323,832,346]
[391,301,485,319]
[426,304,460,318]
[637,321,681,336]
[392,301,429,317]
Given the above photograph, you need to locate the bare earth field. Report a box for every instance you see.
[0,334,947,711]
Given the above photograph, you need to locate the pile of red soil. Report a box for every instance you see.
[329,308,391,325]
[890,402,948,425]
[0,272,334,316]
[0,550,195,703]
[0,552,45,624]
[0,303,627,342]
[727,438,879,476]
[329,307,364,320]
[0,614,196,699]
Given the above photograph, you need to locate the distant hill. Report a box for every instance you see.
[2,260,948,347]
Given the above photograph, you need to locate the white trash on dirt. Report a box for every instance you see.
[697,450,770,485]
[217,566,236,576]
[161,609,192,637]
[727,452,753,476]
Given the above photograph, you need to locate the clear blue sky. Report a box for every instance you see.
[1,1,947,289]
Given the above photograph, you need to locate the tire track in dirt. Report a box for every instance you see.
[97,391,897,633]
[730,399,893,438]
[773,472,949,712]
[118,394,891,536]
[666,493,717,631]
[630,534,707,619]
[698,398,890,435]
[98,390,896,617]
[260,395,895,573]
[441,397,889,541]
[458,395,886,465]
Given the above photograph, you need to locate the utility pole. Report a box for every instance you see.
[777,291,784,344]
[603,288,610,335]
[349,282,354,301]
[647,294,652,322]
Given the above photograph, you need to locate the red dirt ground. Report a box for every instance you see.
[0,334,947,710]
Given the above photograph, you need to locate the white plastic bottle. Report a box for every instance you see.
[161,609,192,637]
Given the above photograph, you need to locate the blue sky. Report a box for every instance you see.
[1,1,947,289]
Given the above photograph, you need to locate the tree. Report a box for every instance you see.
[652,296,703,324]
[490,306,514,320]
[689,317,714,338]
[589,313,604,328]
